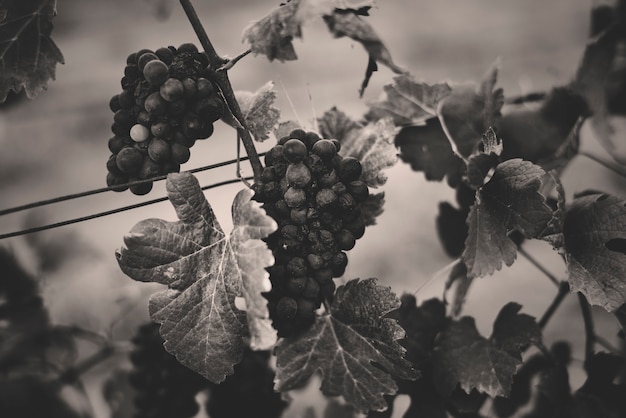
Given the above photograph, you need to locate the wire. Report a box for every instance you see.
[0,177,253,240]
[0,153,266,217]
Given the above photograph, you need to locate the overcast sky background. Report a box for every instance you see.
[1,0,625,417]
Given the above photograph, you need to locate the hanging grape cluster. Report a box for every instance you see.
[106,43,225,195]
[253,129,370,336]
[128,323,208,418]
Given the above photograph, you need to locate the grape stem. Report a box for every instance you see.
[578,292,596,362]
[179,0,263,183]
[218,49,252,72]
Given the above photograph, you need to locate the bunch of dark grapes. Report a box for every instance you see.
[253,129,370,336]
[206,349,287,418]
[106,43,225,195]
[128,322,208,418]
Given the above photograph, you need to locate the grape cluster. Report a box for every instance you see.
[128,323,208,418]
[206,349,287,418]
[253,129,370,336]
[106,43,225,195]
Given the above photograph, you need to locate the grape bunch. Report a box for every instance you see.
[106,43,225,195]
[253,129,370,336]
[205,349,287,418]
[128,322,208,418]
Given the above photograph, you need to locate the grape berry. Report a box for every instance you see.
[253,129,370,336]
[106,43,225,195]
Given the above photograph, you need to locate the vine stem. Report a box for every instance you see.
[577,292,595,362]
[538,281,570,329]
[179,0,263,183]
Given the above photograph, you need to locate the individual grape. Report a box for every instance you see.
[129,179,153,195]
[107,154,123,176]
[316,188,337,208]
[148,138,171,163]
[196,77,215,97]
[130,124,150,142]
[139,157,162,179]
[335,229,356,250]
[276,297,298,320]
[338,157,362,182]
[182,78,197,98]
[347,180,369,201]
[307,254,324,270]
[284,187,306,208]
[283,139,308,163]
[106,172,129,192]
[108,135,127,153]
[286,276,307,295]
[171,143,191,164]
[118,89,134,109]
[302,278,320,299]
[116,147,143,175]
[155,47,174,65]
[296,298,316,319]
[144,91,167,115]
[109,94,121,112]
[159,78,184,102]
[149,121,169,138]
[312,139,337,160]
[286,163,312,188]
[177,42,198,53]
[143,60,169,86]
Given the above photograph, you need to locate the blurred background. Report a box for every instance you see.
[0,0,624,417]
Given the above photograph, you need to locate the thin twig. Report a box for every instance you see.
[0,154,264,217]
[58,344,115,384]
[179,0,263,182]
[218,49,252,72]
[579,150,626,179]
[538,281,570,329]
[505,91,547,105]
[0,177,252,240]
[518,246,560,287]
[578,292,596,361]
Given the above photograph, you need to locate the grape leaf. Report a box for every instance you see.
[361,191,385,226]
[432,303,541,398]
[436,202,470,258]
[236,81,281,142]
[463,159,554,278]
[562,192,626,312]
[242,0,374,62]
[231,188,279,350]
[317,106,361,142]
[274,278,418,413]
[0,0,64,102]
[116,173,278,382]
[573,24,625,163]
[338,117,398,188]
[464,127,503,188]
[365,75,452,126]
[322,10,405,97]
[318,108,397,187]
[394,119,465,184]
[437,61,504,159]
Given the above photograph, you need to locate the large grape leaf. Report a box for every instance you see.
[234,81,280,143]
[242,0,374,62]
[437,60,504,159]
[365,75,452,126]
[116,173,278,382]
[0,0,64,102]
[463,159,554,278]
[432,303,541,398]
[274,278,418,413]
[573,23,626,163]
[562,192,626,312]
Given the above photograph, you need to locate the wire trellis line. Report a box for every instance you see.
[0,177,253,240]
[0,153,265,217]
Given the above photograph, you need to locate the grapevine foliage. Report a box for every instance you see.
[0,0,64,102]
[274,278,418,413]
[242,0,403,94]
[116,172,277,382]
